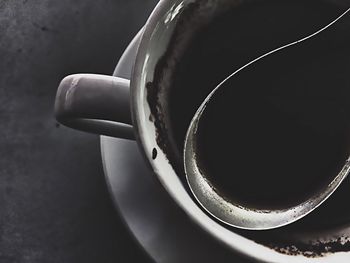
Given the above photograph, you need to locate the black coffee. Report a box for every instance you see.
[194,13,350,209]
[149,0,350,207]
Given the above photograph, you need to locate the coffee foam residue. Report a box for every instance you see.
[145,0,241,173]
[265,237,350,258]
[146,0,213,175]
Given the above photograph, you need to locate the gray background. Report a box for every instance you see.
[0,0,157,262]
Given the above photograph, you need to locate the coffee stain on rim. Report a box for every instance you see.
[263,237,350,258]
[145,0,207,178]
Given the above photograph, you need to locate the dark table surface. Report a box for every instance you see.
[0,0,158,262]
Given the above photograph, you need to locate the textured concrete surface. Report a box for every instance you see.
[0,0,157,262]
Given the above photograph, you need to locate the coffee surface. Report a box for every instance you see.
[194,13,350,209]
[149,0,350,207]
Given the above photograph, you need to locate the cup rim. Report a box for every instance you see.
[130,0,350,262]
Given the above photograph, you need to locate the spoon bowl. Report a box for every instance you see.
[184,8,350,230]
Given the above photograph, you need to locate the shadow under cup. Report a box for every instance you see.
[147,0,350,217]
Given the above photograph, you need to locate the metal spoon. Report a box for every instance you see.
[184,8,350,230]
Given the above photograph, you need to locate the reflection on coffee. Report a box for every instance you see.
[194,19,350,209]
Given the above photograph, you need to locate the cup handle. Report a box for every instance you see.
[54,74,134,140]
